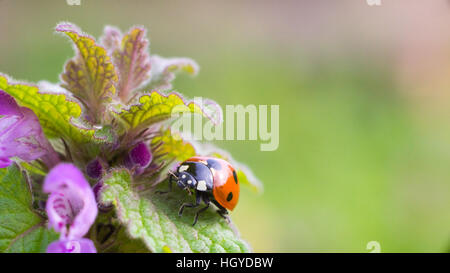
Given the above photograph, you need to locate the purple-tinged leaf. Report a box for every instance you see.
[100,26,122,55]
[57,23,118,123]
[110,27,152,102]
[100,25,199,93]
[147,55,199,91]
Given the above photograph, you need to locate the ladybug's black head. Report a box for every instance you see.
[175,171,198,191]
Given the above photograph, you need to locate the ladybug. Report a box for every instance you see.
[161,156,240,226]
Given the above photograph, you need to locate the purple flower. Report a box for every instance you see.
[47,238,96,253]
[0,90,59,168]
[44,163,98,253]
[129,141,152,168]
[0,157,12,168]
[86,158,104,179]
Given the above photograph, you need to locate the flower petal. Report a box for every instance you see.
[0,90,22,116]
[46,238,97,253]
[129,142,152,168]
[0,157,11,168]
[0,90,59,167]
[44,163,98,239]
[1,108,47,161]
[86,158,103,179]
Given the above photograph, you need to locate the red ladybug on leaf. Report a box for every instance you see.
[160,156,240,226]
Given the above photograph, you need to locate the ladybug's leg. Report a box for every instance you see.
[193,202,210,226]
[178,191,202,216]
[212,200,231,224]
[156,173,174,194]
[190,194,212,226]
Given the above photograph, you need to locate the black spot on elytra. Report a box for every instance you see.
[226,192,233,202]
[232,170,238,184]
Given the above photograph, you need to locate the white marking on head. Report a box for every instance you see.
[187,180,192,185]
[182,174,186,179]
[179,165,189,172]
[196,180,207,191]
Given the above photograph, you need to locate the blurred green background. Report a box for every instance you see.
[1,0,449,252]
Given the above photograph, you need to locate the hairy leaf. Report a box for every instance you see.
[5,226,59,253]
[116,92,213,131]
[0,75,94,143]
[145,55,199,91]
[100,168,251,253]
[93,125,117,145]
[151,128,196,162]
[100,26,122,54]
[103,229,150,253]
[57,23,118,121]
[0,164,58,253]
[109,27,151,102]
[101,25,199,93]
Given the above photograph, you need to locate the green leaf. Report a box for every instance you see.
[20,162,47,177]
[151,128,196,162]
[5,226,59,253]
[93,125,117,144]
[0,164,58,253]
[104,229,150,253]
[91,209,150,253]
[57,23,118,122]
[0,74,94,143]
[100,168,251,253]
[116,92,210,131]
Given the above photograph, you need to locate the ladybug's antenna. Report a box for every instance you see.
[168,170,178,179]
